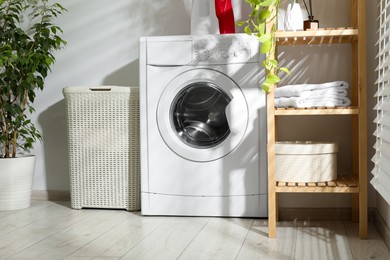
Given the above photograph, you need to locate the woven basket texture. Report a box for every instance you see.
[64,87,140,211]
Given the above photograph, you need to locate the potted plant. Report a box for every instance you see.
[0,0,66,210]
[238,0,291,92]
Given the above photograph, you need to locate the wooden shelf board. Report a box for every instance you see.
[274,106,359,116]
[276,28,358,45]
[275,176,359,193]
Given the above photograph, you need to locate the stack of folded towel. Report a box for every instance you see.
[274,81,351,108]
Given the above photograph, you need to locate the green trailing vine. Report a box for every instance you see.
[238,0,291,92]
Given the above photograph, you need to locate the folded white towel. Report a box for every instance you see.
[299,88,348,98]
[275,96,351,108]
[275,81,349,98]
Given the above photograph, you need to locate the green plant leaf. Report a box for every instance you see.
[259,9,271,21]
[45,57,52,65]
[266,74,281,84]
[259,0,277,7]
[280,67,291,75]
[244,25,252,35]
[262,81,272,92]
[257,33,271,43]
[257,22,265,34]
[262,59,278,70]
[260,40,272,53]
[246,0,260,5]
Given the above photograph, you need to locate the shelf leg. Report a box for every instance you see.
[275,193,279,222]
[352,193,359,222]
[268,189,277,238]
[359,191,368,239]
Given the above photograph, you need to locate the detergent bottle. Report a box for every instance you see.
[191,0,219,35]
[214,0,235,34]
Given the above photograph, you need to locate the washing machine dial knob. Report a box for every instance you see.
[196,49,210,62]
[221,50,229,59]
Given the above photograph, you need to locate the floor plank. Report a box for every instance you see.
[178,218,253,260]
[345,221,390,260]
[7,208,130,260]
[236,219,298,260]
[120,217,208,260]
[65,257,120,260]
[0,201,64,236]
[70,214,166,258]
[0,202,91,258]
[294,220,354,260]
[1,201,389,260]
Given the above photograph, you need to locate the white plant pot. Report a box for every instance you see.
[0,155,35,210]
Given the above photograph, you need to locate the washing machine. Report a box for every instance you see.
[139,34,267,217]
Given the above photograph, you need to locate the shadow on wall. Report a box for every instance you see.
[103,59,140,87]
[34,0,192,191]
[47,0,191,90]
[136,0,191,36]
[39,100,70,190]
[102,0,252,88]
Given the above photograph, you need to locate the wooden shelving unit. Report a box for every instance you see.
[276,28,358,45]
[267,0,367,239]
[274,106,359,115]
[276,175,359,193]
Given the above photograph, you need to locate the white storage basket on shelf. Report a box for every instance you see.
[63,86,140,211]
[275,141,338,183]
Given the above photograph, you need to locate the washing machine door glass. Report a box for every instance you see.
[157,68,248,162]
[172,82,231,148]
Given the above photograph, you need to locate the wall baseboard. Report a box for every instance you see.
[31,191,376,223]
[374,209,390,250]
[32,190,70,201]
[279,207,352,221]
[278,207,375,221]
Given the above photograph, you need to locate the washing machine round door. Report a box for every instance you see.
[157,68,248,162]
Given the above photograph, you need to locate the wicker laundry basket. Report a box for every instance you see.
[63,86,140,211]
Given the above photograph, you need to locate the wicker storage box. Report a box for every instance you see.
[275,141,338,182]
[63,86,140,211]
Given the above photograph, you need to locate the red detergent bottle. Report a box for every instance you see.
[214,0,235,34]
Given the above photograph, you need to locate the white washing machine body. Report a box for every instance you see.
[139,34,267,217]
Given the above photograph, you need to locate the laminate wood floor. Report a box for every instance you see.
[0,201,389,260]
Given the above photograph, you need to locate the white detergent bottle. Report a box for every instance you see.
[191,0,219,35]
[284,2,304,31]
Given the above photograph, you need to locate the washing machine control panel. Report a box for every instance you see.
[193,35,259,64]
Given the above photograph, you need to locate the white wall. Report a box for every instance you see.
[31,0,379,210]
[32,0,192,190]
[378,195,390,227]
